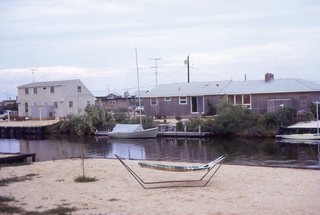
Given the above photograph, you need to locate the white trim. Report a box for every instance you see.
[179,96,187,105]
[150,98,158,106]
[190,96,205,114]
[164,97,171,101]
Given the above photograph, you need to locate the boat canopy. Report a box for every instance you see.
[111,124,144,133]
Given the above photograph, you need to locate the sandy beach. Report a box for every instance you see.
[1,158,319,215]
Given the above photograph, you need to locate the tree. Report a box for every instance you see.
[73,115,97,183]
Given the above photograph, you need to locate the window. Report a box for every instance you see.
[108,100,116,105]
[150,98,157,106]
[50,86,54,93]
[25,103,28,113]
[299,96,307,110]
[164,97,171,101]
[191,97,198,112]
[227,95,234,104]
[54,102,58,108]
[69,101,73,108]
[228,94,251,109]
[87,101,90,106]
[179,96,187,105]
[243,94,250,104]
[33,87,37,94]
[77,86,81,93]
[25,88,29,94]
[236,95,242,105]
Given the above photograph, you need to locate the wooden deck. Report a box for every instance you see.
[0,120,59,138]
[0,153,36,164]
[157,131,212,137]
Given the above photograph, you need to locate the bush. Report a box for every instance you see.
[126,116,155,129]
[275,107,297,126]
[113,112,127,123]
[176,121,184,131]
[204,101,216,116]
[212,101,257,136]
[296,111,314,122]
[257,112,278,128]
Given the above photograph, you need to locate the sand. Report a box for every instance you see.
[0,158,319,215]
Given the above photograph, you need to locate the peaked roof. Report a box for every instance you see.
[17,79,82,88]
[17,79,94,97]
[144,78,320,97]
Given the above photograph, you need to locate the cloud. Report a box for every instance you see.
[1,0,320,100]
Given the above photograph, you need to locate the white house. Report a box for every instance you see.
[17,79,95,119]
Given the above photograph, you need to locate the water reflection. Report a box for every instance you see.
[0,136,319,169]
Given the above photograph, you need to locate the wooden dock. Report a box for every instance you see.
[0,153,36,164]
[157,131,212,137]
[157,124,212,137]
[0,120,59,138]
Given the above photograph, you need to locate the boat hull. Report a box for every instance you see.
[276,133,320,140]
[107,127,158,139]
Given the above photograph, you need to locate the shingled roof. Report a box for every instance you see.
[144,79,320,98]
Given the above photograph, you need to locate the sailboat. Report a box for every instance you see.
[106,48,158,139]
[276,101,320,140]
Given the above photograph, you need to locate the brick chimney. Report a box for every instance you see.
[265,73,274,82]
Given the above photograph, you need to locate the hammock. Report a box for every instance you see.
[115,154,227,189]
[138,155,227,172]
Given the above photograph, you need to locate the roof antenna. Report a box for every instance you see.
[31,68,36,82]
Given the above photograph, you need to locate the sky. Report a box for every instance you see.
[1,0,320,100]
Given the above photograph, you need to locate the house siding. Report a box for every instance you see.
[144,92,320,117]
[17,80,95,119]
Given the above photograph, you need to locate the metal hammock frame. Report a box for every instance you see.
[115,154,227,189]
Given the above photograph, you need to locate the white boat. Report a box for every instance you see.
[103,48,157,139]
[107,124,158,139]
[276,133,320,140]
[277,101,320,140]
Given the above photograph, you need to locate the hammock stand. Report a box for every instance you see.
[115,154,227,189]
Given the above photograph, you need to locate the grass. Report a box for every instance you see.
[26,205,77,215]
[0,172,77,214]
[0,195,77,215]
[0,195,24,214]
[74,175,98,183]
[0,173,38,186]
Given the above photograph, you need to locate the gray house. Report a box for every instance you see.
[17,79,95,119]
[143,74,320,118]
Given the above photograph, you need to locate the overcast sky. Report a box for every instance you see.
[1,0,320,100]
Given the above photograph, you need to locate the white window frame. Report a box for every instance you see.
[228,94,251,109]
[150,98,158,106]
[164,97,171,101]
[179,96,187,105]
[69,101,73,108]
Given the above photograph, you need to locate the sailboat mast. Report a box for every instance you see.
[135,47,142,125]
[316,101,319,136]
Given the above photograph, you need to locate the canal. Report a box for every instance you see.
[0,136,319,169]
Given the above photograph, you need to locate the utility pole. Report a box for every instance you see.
[150,58,161,85]
[184,55,190,83]
[31,68,36,82]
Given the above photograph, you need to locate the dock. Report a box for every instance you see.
[0,120,59,138]
[157,131,211,137]
[157,124,212,137]
[0,153,36,164]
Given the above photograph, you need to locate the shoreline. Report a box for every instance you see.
[1,158,320,214]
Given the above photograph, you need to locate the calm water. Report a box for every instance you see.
[0,136,319,169]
